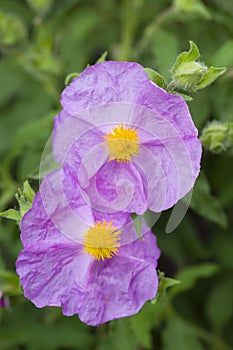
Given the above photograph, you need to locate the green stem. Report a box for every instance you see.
[119,0,144,61]
[134,5,176,58]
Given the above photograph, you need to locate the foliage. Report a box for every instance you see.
[0,0,233,349]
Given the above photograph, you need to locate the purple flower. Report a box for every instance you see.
[53,61,201,216]
[16,170,160,326]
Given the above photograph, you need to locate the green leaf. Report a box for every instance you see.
[0,270,21,295]
[174,0,211,19]
[15,193,31,217]
[206,277,233,331]
[15,181,36,217]
[171,263,219,296]
[153,271,180,303]
[23,180,35,203]
[196,66,226,89]
[97,319,137,350]
[173,91,193,101]
[95,51,108,63]
[162,316,205,350]
[130,304,155,348]
[145,68,167,89]
[0,57,25,106]
[211,40,233,67]
[0,209,21,221]
[130,300,167,348]
[1,302,94,350]
[64,72,79,86]
[190,171,228,228]
[209,229,233,269]
[172,41,200,72]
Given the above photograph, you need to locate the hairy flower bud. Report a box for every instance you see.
[200,121,233,153]
[173,61,207,89]
[171,41,226,92]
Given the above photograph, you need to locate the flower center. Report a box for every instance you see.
[83,219,121,261]
[103,125,140,162]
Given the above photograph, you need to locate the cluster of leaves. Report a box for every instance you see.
[0,0,233,349]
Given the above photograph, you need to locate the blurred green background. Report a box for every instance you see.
[0,0,233,349]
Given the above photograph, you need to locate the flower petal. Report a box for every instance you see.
[16,243,92,308]
[21,170,92,247]
[138,81,198,137]
[85,161,147,215]
[119,231,160,267]
[60,61,149,118]
[143,136,201,211]
[62,253,158,326]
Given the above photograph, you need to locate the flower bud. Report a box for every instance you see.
[173,61,207,89]
[171,41,226,92]
[200,121,233,153]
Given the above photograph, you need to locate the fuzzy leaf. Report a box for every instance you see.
[196,66,226,90]
[65,72,79,86]
[152,272,180,303]
[145,68,167,89]
[95,51,108,63]
[23,181,35,203]
[172,41,200,74]
[0,209,21,221]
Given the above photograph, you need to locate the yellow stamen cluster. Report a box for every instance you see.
[83,219,121,261]
[103,125,140,162]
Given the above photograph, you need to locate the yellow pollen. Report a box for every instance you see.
[103,125,140,163]
[83,219,121,261]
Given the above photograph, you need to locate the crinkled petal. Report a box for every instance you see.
[138,81,198,137]
[20,191,71,247]
[60,230,159,326]
[119,231,160,267]
[59,62,198,141]
[16,243,93,308]
[84,161,147,215]
[52,115,96,165]
[21,170,92,247]
[17,171,160,326]
[143,136,201,211]
[60,61,149,119]
[62,253,158,326]
[62,132,147,218]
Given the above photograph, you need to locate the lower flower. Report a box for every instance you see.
[16,170,160,326]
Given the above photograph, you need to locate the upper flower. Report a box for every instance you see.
[52,61,202,216]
